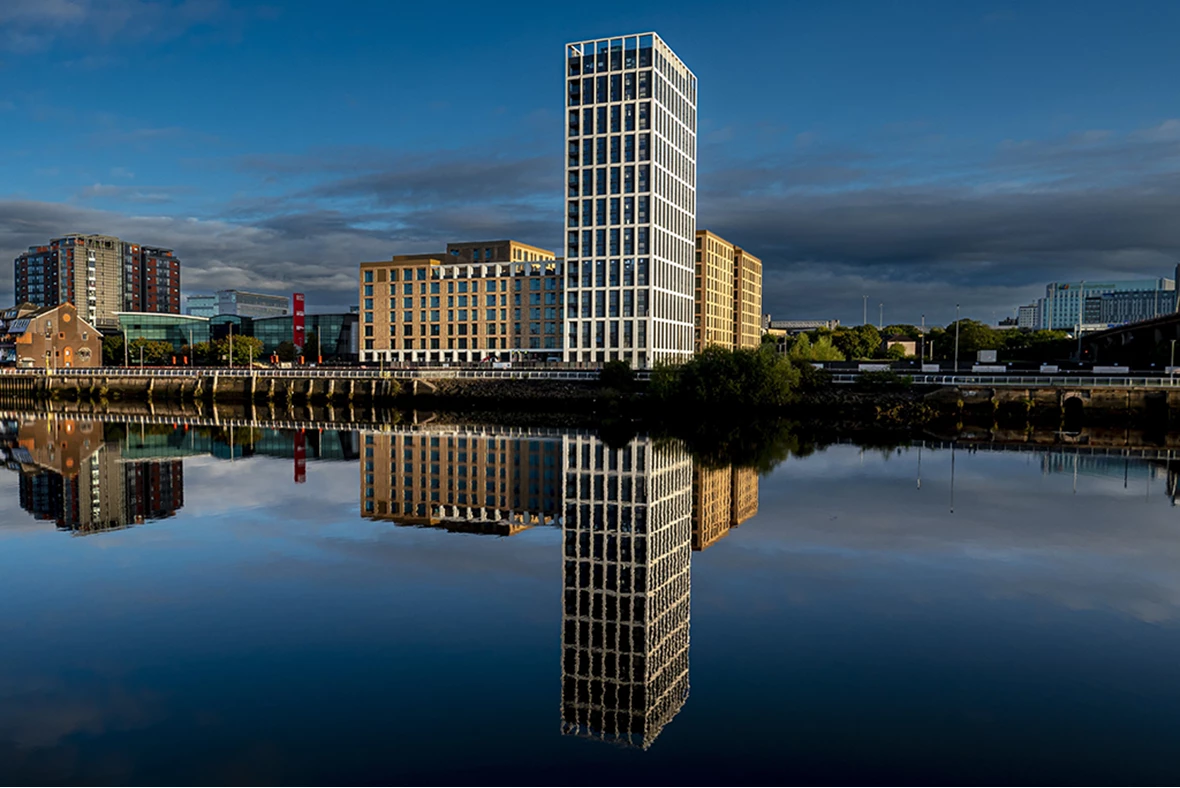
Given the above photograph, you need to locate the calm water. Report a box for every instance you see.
[3,414,1180,784]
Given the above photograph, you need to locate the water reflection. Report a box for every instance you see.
[0,415,360,533]
[14,409,1180,778]
[561,434,692,749]
[357,425,714,747]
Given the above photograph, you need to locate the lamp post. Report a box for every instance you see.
[921,314,926,361]
[228,323,234,369]
[1171,339,1176,377]
[954,304,961,373]
[1076,279,1085,360]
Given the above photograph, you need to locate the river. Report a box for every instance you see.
[2,413,1180,784]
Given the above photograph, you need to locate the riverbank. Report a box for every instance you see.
[6,368,1180,433]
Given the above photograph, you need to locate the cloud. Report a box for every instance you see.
[75,183,178,204]
[4,115,1180,325]
[698,119,1180,322]
[0,0,257,53]
[0,200,383,309]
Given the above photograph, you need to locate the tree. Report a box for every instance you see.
[650,344,800,410]
[209,335,265,366]
[599,359,636,391]
[882,324,920,340]
[126,337,174,365]
[886,342,908,360]
[276,341,297,363]
[947,319,1002,355]
[304,331,320,360]
[810,335,845,361]
[832,324,881,359]
[102,334,124,365]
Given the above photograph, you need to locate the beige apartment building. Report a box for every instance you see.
[693,231,736,351]
[358,240,562,364]
[690,463,760,551]
[359,427,564,534]
[692,465,733,551]
[694,230,763,352]
[734,247,763,349]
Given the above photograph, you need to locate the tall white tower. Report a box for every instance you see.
[563,33,697,368]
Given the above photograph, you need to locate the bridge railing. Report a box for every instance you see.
[830,373,1180,388]
[0,366,653,382]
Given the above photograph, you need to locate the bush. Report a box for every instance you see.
[599,359,636,391]
[650,344,800,409]
[854,370,912,392]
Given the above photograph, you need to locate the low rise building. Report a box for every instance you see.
[0,302,102,369]
[116,312,210,350]
[766,319,840,334]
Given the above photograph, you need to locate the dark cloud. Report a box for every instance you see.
[697,120,1180,323]
[4,119,1180,325]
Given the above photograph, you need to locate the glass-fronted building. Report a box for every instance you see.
[185,294,217,318]
[1036,279,1175,330]
[564,33,697,367]
[116,313,209,348]
[253,313,358,361]
[217,290,289,319]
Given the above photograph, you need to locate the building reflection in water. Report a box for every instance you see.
[691,465,759,551]
[358,426,564,535]
[0,416,183,534]
[1,415,359,534]
[357,424,759,750]
[560,434,693,749]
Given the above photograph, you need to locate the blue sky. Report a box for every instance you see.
[1,0,1179,325]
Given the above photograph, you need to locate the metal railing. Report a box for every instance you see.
[831,373,1180,389]
[0,366,652,382]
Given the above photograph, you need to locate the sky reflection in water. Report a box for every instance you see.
[1,416,1180,784]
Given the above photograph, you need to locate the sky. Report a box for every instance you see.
[1,0,1178,326]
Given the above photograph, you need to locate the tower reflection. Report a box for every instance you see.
[560,434,693,749]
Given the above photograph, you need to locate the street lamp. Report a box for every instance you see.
[921,314,925,361]
[954,304,961,373]
[1171,339,1176,377]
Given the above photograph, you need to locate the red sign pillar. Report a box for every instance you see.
[294,428,306,484]
[293,293,306,350]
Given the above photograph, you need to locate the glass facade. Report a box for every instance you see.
[252,313,358,360]
[564,33,697,367]
[116,313,210,348]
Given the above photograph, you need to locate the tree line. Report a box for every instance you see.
[776,321,1070,363]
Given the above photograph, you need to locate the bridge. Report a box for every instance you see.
[1081,312,1180,367]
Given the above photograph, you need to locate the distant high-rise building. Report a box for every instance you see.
[1035,278,1174,331]
[14,234,181,331]
[216,289,290,319]
[1016,304,1037,329]
[186,294,217,318]
[564,33,697,367]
